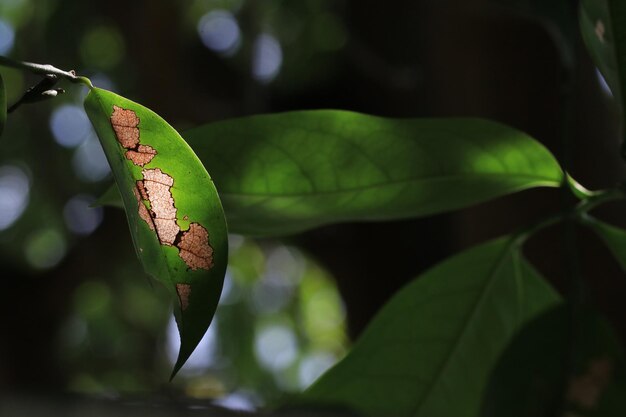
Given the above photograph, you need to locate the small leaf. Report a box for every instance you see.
[84,88,228,378]
[579,0,626,114]
[582,215,626,274]
[482,305,626,417]
[297,237,561,417]
[183,111,564,236]
[0,73,6,137]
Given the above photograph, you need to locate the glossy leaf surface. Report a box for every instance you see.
[183,111,563,236]
[84,88,228,377]
[298,237,561,417]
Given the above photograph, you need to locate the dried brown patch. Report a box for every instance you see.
[177,223,214,271]
[567,357,613,409]
[142,168,180,245]
[595,20,606,43]
[133,186,155,231]
[126,144,157,166]
[176,283,191,311]
[111,105,140,149]
[137,180,149,200]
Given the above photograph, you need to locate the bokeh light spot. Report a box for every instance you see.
[298,351,336,389]
[254,324,298,371]
[72,134,111,182]
[167,315,220,373]
[197,10,241,55]
[74,281,112,318]
[0,165,30,231]
[25,228,67,269]
[0,18,15,55]
[213,391,259,412]
[252,33,282,83]
[80,26,125,70]
[50,105,92,148]
[596,68,613,97]
[63,194,104,236]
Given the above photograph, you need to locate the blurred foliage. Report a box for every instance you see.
[0,0,348,409]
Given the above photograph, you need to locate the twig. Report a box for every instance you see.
[0,55,92,87]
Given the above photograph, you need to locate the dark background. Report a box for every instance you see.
[1,0,625,410]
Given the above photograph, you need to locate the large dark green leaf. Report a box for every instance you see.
[84,88,228,377]
[182,111,563,236]
[580,0,626,114]
[297,237,561,417]
[482,305,626,417]
[0,73,5,137]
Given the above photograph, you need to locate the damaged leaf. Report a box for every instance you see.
[84,88,228,378]
[482,305,626,417]
[99,112,564,236]
[297,237,561,417]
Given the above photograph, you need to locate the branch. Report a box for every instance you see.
[0,55,92,88]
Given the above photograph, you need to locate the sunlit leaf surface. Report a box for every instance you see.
[183,111,563,236]
[84,88,228,377]
[298,237,561,417]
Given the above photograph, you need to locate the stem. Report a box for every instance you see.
[0,55,92,88]
[513,188,626,245]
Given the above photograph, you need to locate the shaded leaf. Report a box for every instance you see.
[297,237,561,417]
[580,0,626,114]
[84,88,228,377]
[582,215,626,274]
[182,111,563,236]
[482,305,626,417]
[0,73,5,137]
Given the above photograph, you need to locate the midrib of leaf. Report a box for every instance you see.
[219,173,561,199]
[410,238,517,417]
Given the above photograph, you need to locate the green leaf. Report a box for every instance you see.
[580,0,626,114]
[297,236,561,417]
[182,111,563,236]
[0,73,6,137]
[83,87,228,378]
[582,215,626,274]
[482,305,626,417]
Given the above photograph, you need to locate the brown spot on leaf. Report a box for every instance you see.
[125,144,157,166]
[133,186,155,231]
[137,180,149,200]
[595,20,606,43]
[176,283,191,311]
[111,105,140,149]
[142,168,180,245]
[177,223,214,270]
[567,357,613,409]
